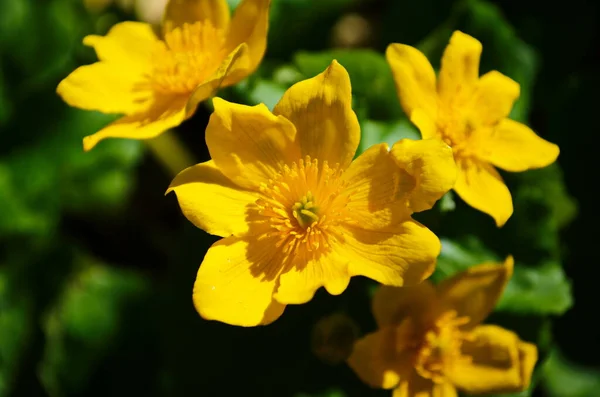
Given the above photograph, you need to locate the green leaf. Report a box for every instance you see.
[358,118,420,153]
[295,388,346,397]
[294,49,404,120]
[541,349,600,397]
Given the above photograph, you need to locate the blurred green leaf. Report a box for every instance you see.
[39,255,150,396]
[358,119,420,153]
[294,49,403,120]
[541,349,600,397]
[295,388,346,397]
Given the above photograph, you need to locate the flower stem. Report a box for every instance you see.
[145,130,196,177]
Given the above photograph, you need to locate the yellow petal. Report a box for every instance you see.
[193,236,286,326]
[410,108,438,139]
[447,325,537,394]
[372,283,437,329]
[385,43,438,119]
[163,0,230,34]
[393,375,457,397]
[273,60,360,170]
[185,43,249,117]
[339,220,440,287]
[476,119,560,172]
[468,71,520,127]
[273,251,350,304]
[57,62,153,115]
[437,256,513,328]
[167,160,258,237]
[390,138,457,213]
[82,94,188,151]
[341,143,412,230]
[205,97,300,189]
[83,21,157,69]
[438,31,482,105]
[453,158,513,227]
[347,325,414,389]
[223,0,270,80]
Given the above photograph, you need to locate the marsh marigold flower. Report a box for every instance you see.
[167,61,457,326]
[348,257,538,397]
[386,31,560,226]
[58,0,270,151]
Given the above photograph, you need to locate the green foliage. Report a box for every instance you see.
[541,350,600,397]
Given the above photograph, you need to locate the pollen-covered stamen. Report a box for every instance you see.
[255,156,353,258]
[151,21,225,94]
[413,310,472,383]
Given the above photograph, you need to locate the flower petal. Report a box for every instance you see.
[447,325,537,394]
[167,160,258,237]
[82,94,188,151]
[453,158,513,227]
[273,60,360,170]
[193,236,285,326]
[393,376,457,397]
[273,251,350,304]
[338,220,440,287]
[438,31,482,105]
[468,71,520,127]
[390,138,457,213]
[476,119,560,172]
[163,0,230,34]
[437,256,513,329]
[347,325,414,389]
[57,62,153,115]
[385,43,438,119]
[410,108,438,139]
[372,282,437,329]
[83,21,158,69]
[223,0,270,79]
[205,97,300,189]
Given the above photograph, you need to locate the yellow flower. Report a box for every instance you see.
[348,257,538,397]
[386,31,560,226]
[58,0,270,151]
[167,61,457,326]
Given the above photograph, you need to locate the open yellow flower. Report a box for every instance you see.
[57,0,270,151]
[348,257,538,397]
[386,31,560,226]
[168,61,457,326]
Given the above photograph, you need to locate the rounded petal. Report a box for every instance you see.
[273,60,360,170]
[83,21,158,69]
[438,31,482,104]
[410,108,438,139]
[372,283,437,329]
[393,376,457,397]
[82,95,188,151]
[273,252,350,305]
[205,97,300,189]
[339,220,440,287]
[453,158,513,227]
[385,43,438,119]
[163,0,230,34]
[390,138,457,213]
[167,160,258,237]
[347,325,414,389]
[468,71,520,127]
[194,236,285,326]
[437,256,513,329]
[477,119,560,172]
[447,325,537,394]
[57,62,153,115]
[223,0,270,78]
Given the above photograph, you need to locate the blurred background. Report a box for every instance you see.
[0,0,597,396]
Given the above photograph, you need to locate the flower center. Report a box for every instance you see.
[150,21,225,94]
[413,310,472,383]
[255,156,352,260]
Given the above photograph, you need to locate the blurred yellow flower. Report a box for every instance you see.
[386,31,560,226]
[168,61,457,326]
[348,257,538,397]
[58,0,270,151]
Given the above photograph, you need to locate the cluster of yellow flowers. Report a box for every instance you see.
[57,0,559,395]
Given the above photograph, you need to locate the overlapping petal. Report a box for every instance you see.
[193,236,285,326]
[393,376,457,397]
[163,0,230,34]
[205,97,299,189]
[468,71,520,127]
[372,283,437,329]
[273,60,360,170]
[447,325,537,394]
[167,160,258,237]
